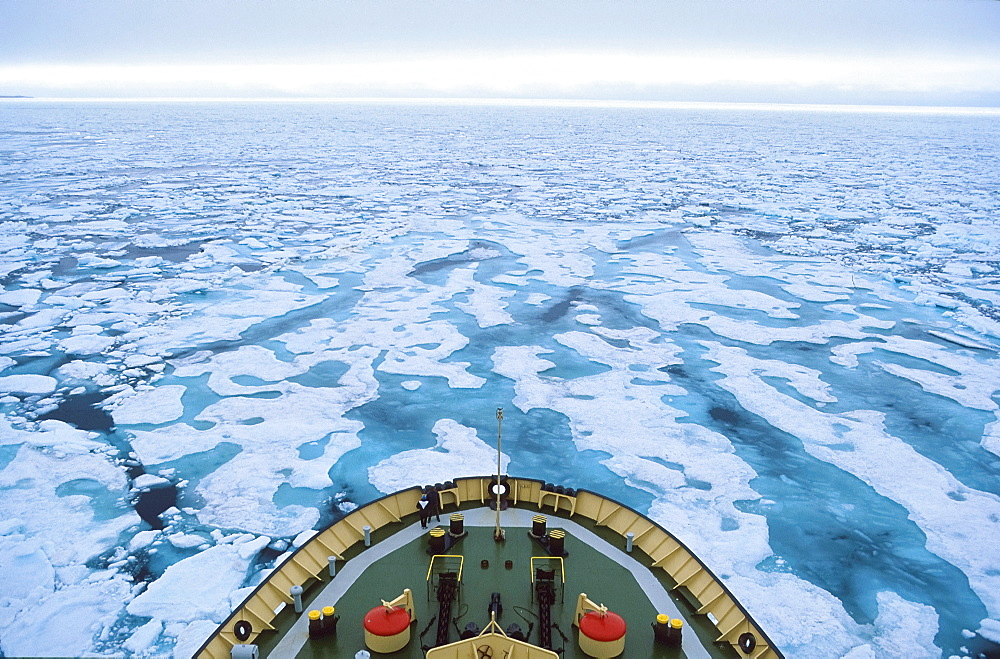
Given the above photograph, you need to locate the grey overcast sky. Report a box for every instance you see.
[2,0,999,105]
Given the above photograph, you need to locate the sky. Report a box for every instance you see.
[1,0,999,106]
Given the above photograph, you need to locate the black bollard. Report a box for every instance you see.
[653,614,671,645]
[548,529,565,556]
[669,618,683,646]
[308,610,323,639]
[429,527,446,554]
[653,617,682,648]
[449,513,464,537]
[321,606,338,637]
[532,514,547,538]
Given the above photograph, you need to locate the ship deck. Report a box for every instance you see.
[197,477,780,659]
[255,506,733,658]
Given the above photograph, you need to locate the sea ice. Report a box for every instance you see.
[0,288,42,307]
[0,437,138,566]
[0,374,57,395]
[977,618,1000,645]
[0,540,54,601]
[866,591,940,658]
[110,385,187,425]
[132,473,171,491]
[368,419,510,494]
[3,101,999,659]
[451,265,515,328]
[170,620,219,658]
[124,619,163,655]
[703,341,1000,618]
[0,569,134,657]
[129,530,160,552]
[126,534,270,623]
[171,345,307,396]
[129,346,376,535]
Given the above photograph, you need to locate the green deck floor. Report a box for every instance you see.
[284,524,691,659]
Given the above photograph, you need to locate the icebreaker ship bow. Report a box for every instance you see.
[197,411,781,658]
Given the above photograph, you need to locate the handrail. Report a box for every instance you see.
[426,554,464,582]
[529,556,565,584]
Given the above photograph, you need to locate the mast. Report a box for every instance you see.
[494,407,505,541]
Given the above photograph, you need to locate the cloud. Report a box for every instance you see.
[2,0,998,104]
[2,51,999,105]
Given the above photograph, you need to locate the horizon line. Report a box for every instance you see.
[3,96,1000,115]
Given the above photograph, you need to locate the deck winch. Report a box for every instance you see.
[488,591,503,619]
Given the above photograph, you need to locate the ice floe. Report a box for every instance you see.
[368,418,511,494]
[0,288,42,307]
[0,374,58,395]
[126,533,270,622]
[979,618,1000,644]
[109,385,187,425]
[128,344,379,536]
[451,265,515,328]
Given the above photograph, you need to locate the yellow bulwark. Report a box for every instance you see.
[194,476,782,659]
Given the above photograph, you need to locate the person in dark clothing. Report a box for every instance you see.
[426,487,441,522]
[417,495,431,528]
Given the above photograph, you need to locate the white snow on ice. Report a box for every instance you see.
[1,102,998,659]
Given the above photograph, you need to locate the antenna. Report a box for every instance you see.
[494,407,505,542]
